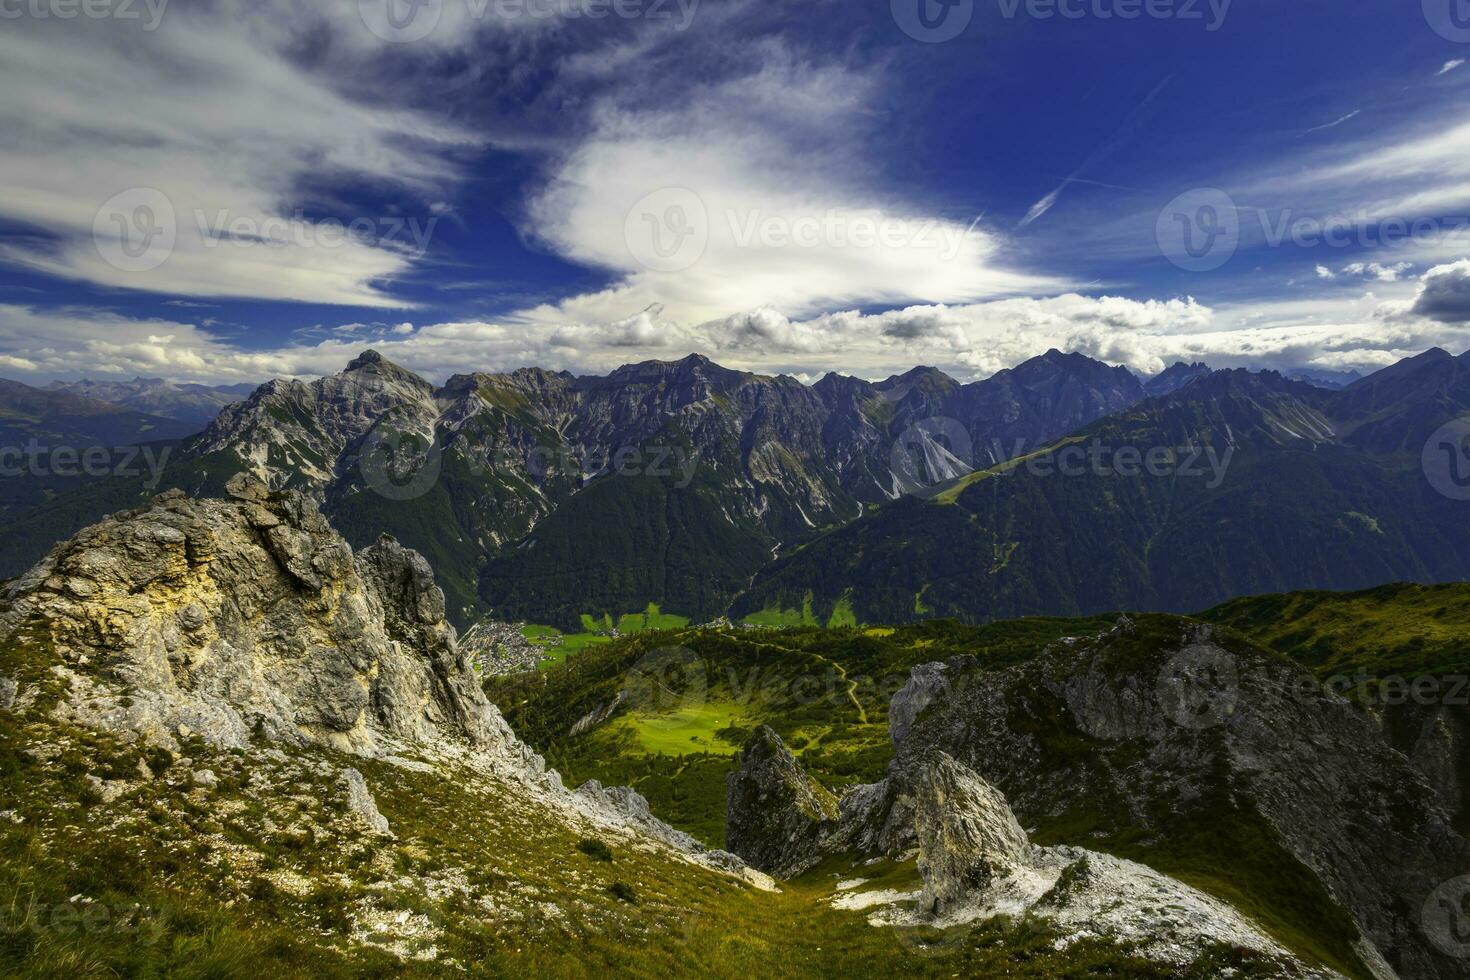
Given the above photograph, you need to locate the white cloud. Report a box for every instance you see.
[1302,109,1360,135]
[521,52,1060,328]
[4,278,1469,390]
[0,9,477,307]
[1438,59,1466,77]
[1410,259,1470,323]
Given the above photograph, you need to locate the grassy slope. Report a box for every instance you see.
[0,628,1269,979]
[491,592,1470,979]
[1201,581,1470,678]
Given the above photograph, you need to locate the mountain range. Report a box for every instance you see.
[0,348,1465,633]
[46,377,256,429]
[738,350,1470,626]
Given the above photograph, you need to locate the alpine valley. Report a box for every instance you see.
[2,348,1469,979]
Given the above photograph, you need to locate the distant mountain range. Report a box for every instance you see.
[737,349,1470,626]
[0,377,200,448]
[0,349,1464,630]
[47,377,256,429]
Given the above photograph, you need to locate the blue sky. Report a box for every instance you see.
[2,0,1470,385]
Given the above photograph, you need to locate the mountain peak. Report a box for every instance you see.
[345,349,389,371]
[338,349,433,392]
[1145,361,1214,397]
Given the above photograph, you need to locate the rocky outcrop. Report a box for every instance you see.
[725,726,841,876]
[894,752,1322,973]
[909,750,1030,916]
[727,722,1327,972]
[341,767,392,836]
[1,475,512,757]
[725,619,1469,976]
[888,661,950,746]
[888,621,1470,980]
[0,477,772,893]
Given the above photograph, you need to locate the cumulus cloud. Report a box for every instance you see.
[1410,260,1470,323]
[4,284,1469,389]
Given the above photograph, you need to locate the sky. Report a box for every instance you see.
[3,0,1470,387]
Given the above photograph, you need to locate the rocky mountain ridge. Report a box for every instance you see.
[0,348,1152,627]
[738,349,1470,626]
